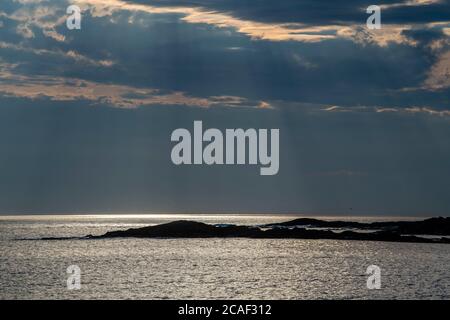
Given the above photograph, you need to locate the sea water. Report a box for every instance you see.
[0,214,449,299]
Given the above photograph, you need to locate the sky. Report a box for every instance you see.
[0,0,449,216]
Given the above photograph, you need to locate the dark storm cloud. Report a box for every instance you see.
[126,0,450,25]
[402,27,448,48]
[1,0,448,109]
[382,2,450,24]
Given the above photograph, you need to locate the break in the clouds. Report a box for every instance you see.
[0,0,449,215]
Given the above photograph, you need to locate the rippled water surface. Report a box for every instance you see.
[1,215,449,299]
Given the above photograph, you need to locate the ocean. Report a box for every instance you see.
[0,214,449,299]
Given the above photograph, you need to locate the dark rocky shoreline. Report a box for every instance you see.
[39,217,450,244]
[263,217,450,235]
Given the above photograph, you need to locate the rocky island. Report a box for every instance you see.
[40,217,450,244]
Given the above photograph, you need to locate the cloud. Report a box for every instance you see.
[72,0,449,46]
[0,0,448,112]
[380,0,443,9]
[0,61,263,109]
[322,103,450,117]
[74,0,339,43]
[4,1,67,42]
[404,106,450,116]
[423,50,450,89]
[3,0,449,46]
[0,41,115,67]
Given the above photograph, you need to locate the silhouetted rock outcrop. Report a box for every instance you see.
[93,221,260,239]
[264,217,450,236]
[78,219,450,244]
